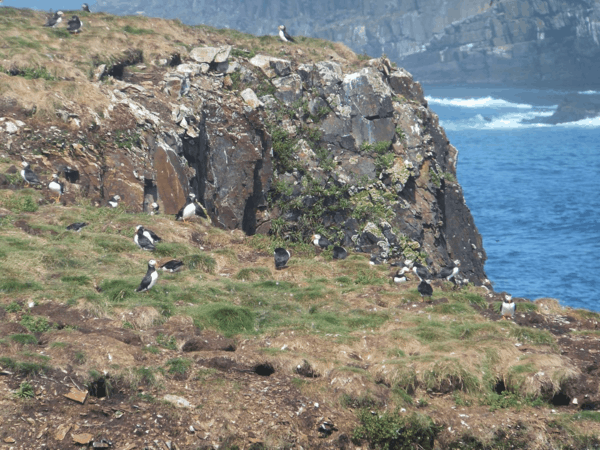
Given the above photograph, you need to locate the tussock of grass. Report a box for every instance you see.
[182,253,216,273]
[189,302,254,337]
[235,267,272,281]
[9,334,38,345]
[0,356,50,375]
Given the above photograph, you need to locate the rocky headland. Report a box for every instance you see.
[1,8,600,450]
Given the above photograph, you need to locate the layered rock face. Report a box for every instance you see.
[96,0,600,87]
[3,40,486,282]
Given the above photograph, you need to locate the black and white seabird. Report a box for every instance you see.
[501,294,516,320]
[332,246,348,260]
[150,202,159,215]
[311,234,331,250]
[175,193,207,222]
[67,15,82,33]
[48,173,64,203]
[369,254,384,265]
[134,225,156,251]
[107,195,121,208]
[278,25,295,43]
[274,247,290,270]
[412,263,432,282]
[393,266,411,283]
[43,11,64,27]
[417,279,433,302]
[20,162,41,186]
[82,3,90,12]
[135,260,158,293]
[66,222,88,232]
[159,260,184,273]
[438,259,461,284]
[139,225,161,243]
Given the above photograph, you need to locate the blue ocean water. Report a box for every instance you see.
[423,86,600,311]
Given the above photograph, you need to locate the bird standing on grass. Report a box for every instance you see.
[418,279,433,302]
[150,202,160,215]
[175,193,206,222]
[438,259,461,286]
[135,260,158,293]
[20,162,41,186]
[66,222,88,232]
[393,266,411,283]
[278,25,295,43]
[107,195,120,208]
[159,260,184,273]
[312,234,331,250]
[501,294,516,320]
[67,15,83,33]
[48,174,64,203]
[413,262,432,282]
[332,246,348,260]
[134,225,156,251]
[274,247,290,270]
[43,11,64,27]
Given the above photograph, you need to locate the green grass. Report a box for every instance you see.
[14,381,35,399]
[182,253,216,273]
[9,334,37,345]
[189,302,254,337]
[0,278,42,293]
[20,315,51,333]
[123,25,155,35]
[0,356,50,375]
[165,357,192,376]
[235,267,272,281]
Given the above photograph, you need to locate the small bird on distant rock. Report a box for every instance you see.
[278,25,295,43]
[66,222,87,232]
[107,195,120,208]
[135,260,158,293]
[501,294,516,320]
[175,193,207,222]
[312,234,331,250]
[67,15,82,33]
[20,161,41,186]
[48,173,64,203]
[150,202,159,215]
[43,11,64,27]
[274,247,290,270]
[159,260,184,273]
[418,279,433,302]
[332,246,348,260]
[134,225,156,251]
[82,3,90,12]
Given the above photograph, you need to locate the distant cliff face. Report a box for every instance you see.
[95,0,600,88]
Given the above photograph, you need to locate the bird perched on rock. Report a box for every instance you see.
[43,11,64,27]
[278,25,295,43]
[82,3,90,12]
[413,262,432,282]
[175,193,207,222]
[274,247,290,270]
[332,246,348,260]
[438,259,461,285]
[501,294,516,320]
[66,222,88,232]
[107,195,120,208]
[418,279,433,302]
[135,260,158,293]
[67,15,82,33]
[48,174,64,203]
[20,161,41,186]
[150,202,159,215]
[159,260,184,273]
[312,234,331,250]
[134,225,156,251]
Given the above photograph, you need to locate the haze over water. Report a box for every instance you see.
[424,86,600,311]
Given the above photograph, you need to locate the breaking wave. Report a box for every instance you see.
[425,96,533,109]
[439,110,554,131]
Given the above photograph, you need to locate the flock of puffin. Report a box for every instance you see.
[42,3,90,33]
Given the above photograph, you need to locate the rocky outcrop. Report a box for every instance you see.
[96,0,600,88]
[526,94,600,124]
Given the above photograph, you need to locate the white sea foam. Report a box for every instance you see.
[440,110,554,131]
[425,96,533,109]
[578,90,599,95]
[556,115,600,128]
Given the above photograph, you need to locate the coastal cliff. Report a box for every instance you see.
[2,9,600,450]
[95,0,600,88]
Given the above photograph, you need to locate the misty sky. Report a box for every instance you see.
[1,0,95,11]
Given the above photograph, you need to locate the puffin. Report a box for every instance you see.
[82,3,90,12]
[274,247,290,270]
[332,246,348,260]
[312,234,331,250]
[369,254,384,265]
[67,15,83,33]
[175,193,207,222]
[393,266,411,283]
[417,279,433,302]
[412,262,432,282]
[135,260,158,293]
[48,173,64,203]
[159,260,184,273]
[66,222,88,232]
[501,294,516,320]
[134,225,156,251]
[150,202,160,215]
[107,195,121,208]
[43,11,64,27]
[140,225,161,243]
[20,162,41,186]
[438,259,461,285]
[278,25,295,43]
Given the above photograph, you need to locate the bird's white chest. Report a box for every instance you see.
[108,201,118,208]
[49,181,62,193]
[183,202,196,219]
[148,271,158,289]
[501,302,515,315]
[143,231,154,243]
[20,169,27,180]
[279,30,288,42]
